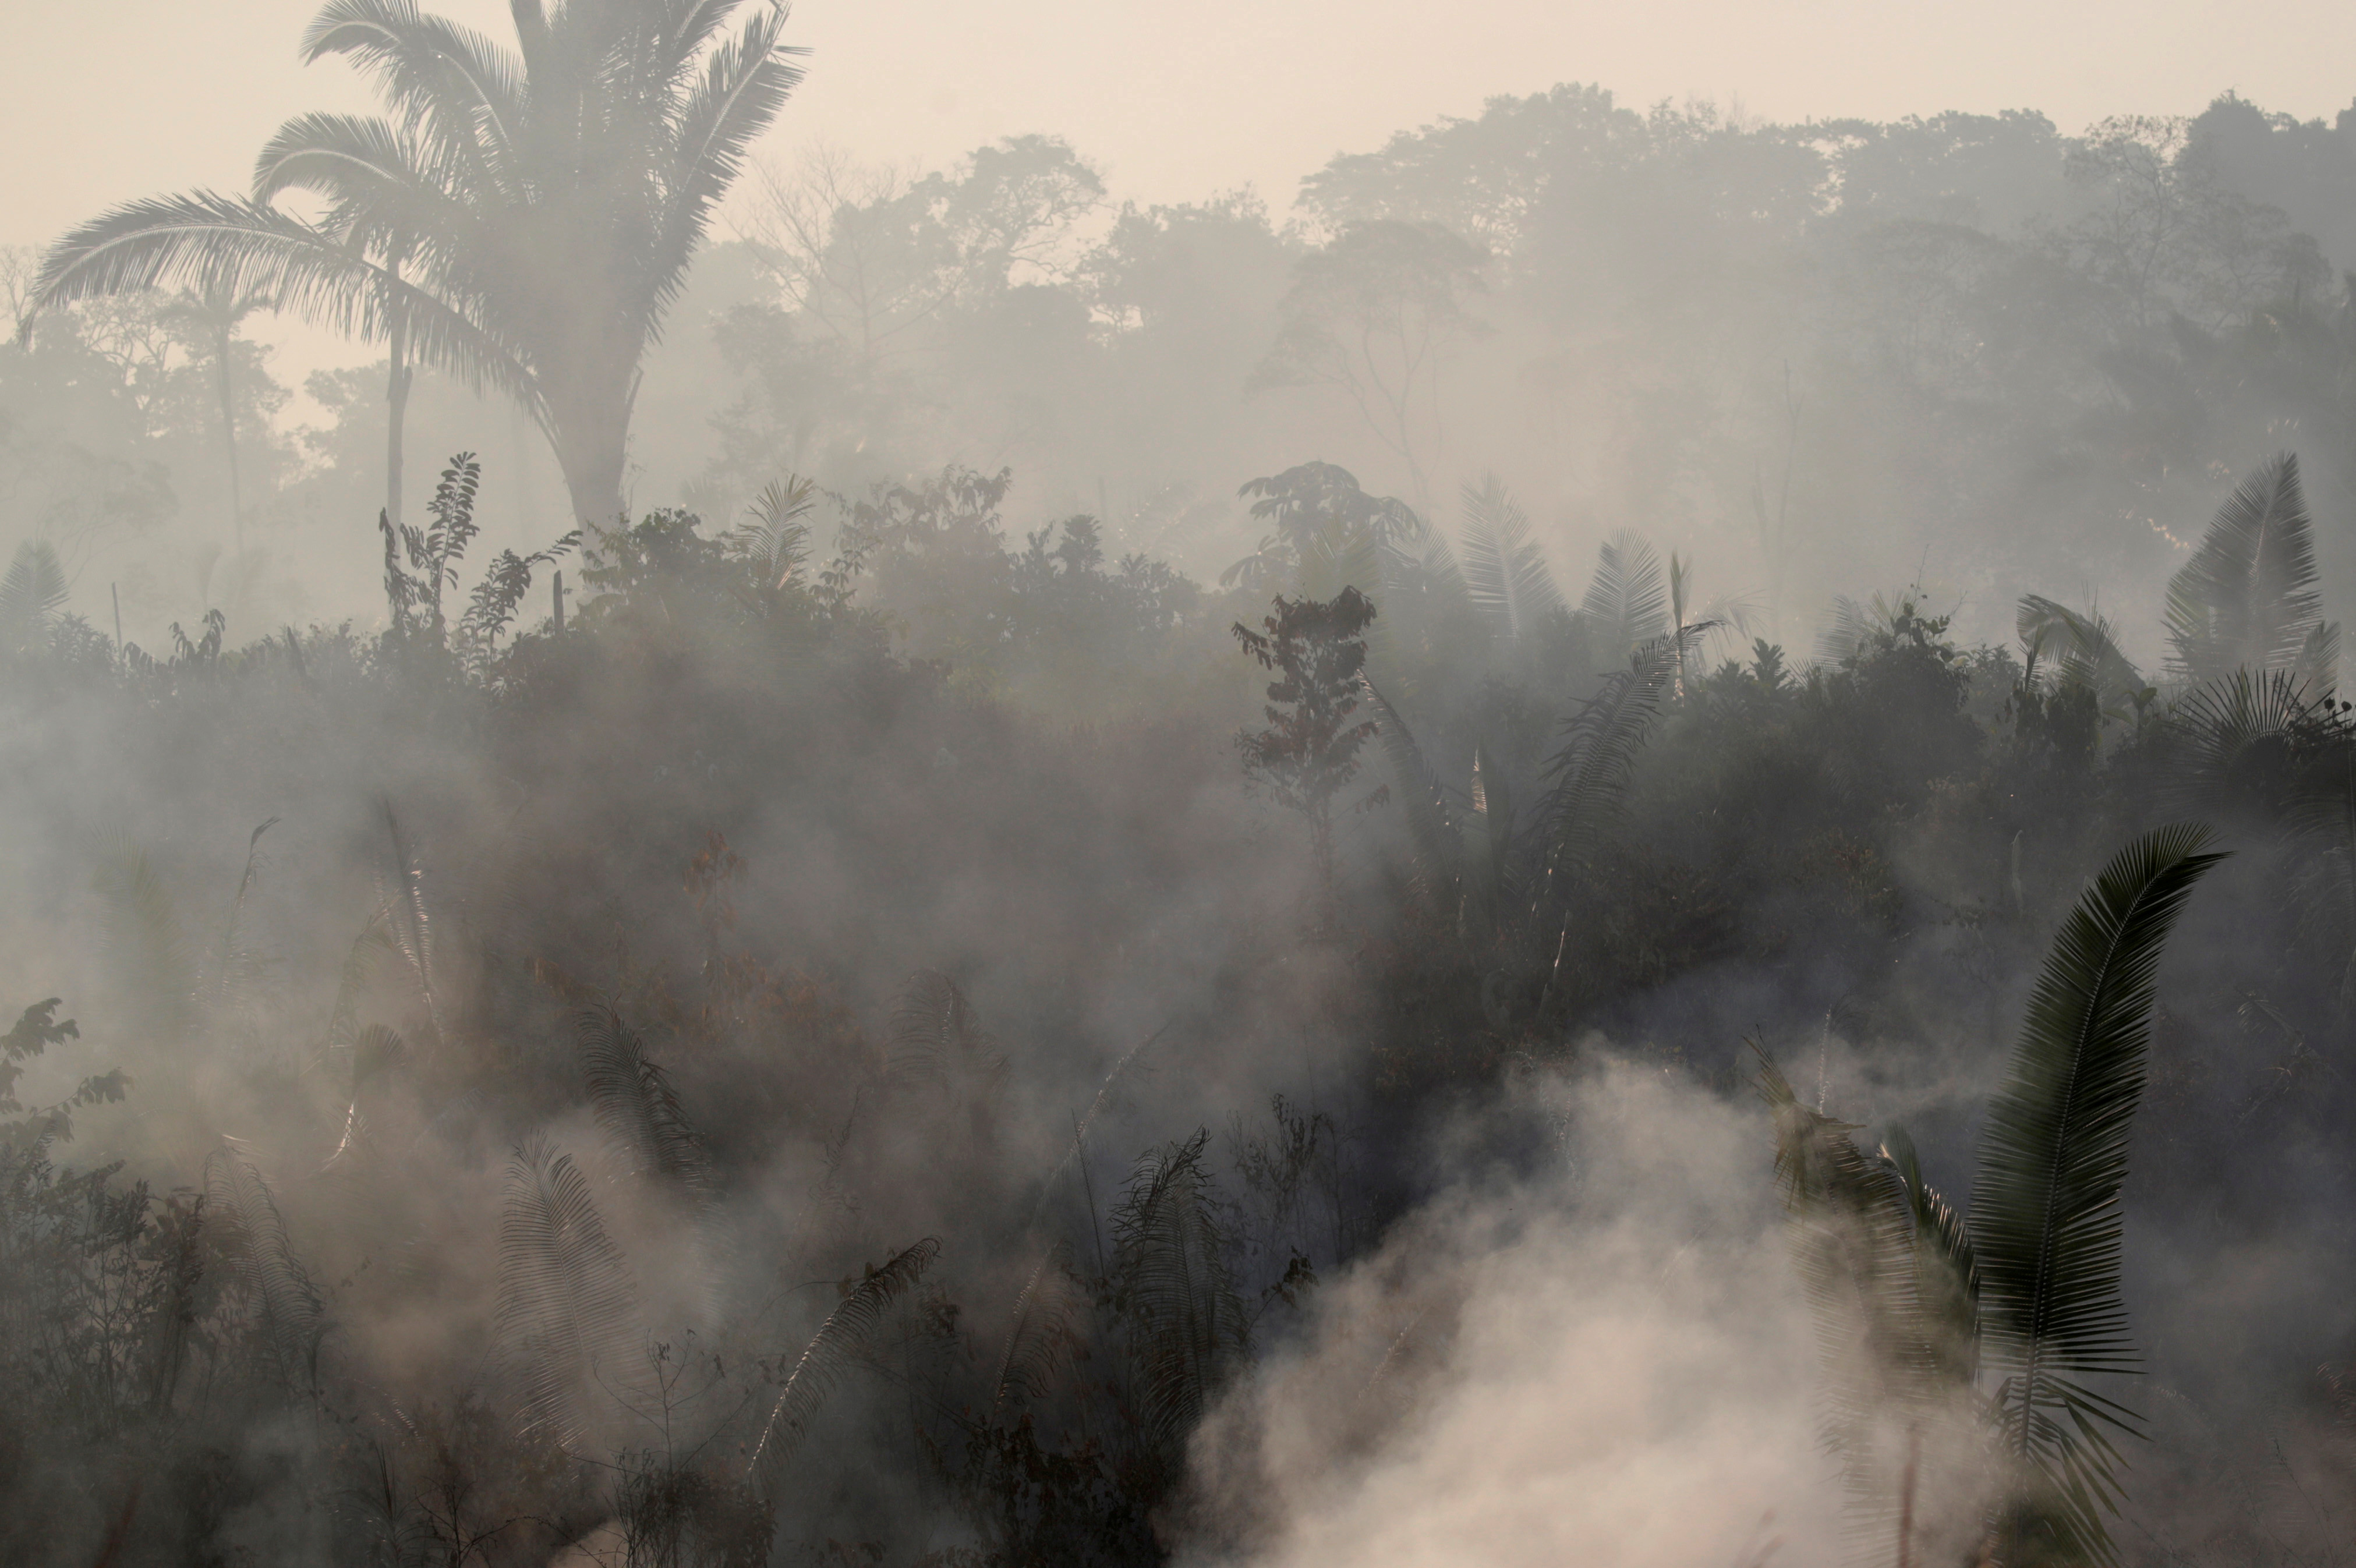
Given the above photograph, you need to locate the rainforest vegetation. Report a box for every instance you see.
[11,3,2356,1566]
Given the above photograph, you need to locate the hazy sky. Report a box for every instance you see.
[9,0,2355,376]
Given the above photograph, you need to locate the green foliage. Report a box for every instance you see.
[203,1138,325,1401]
[579,1003,712,1203]
[1763,1052,1959,1559]
[1580,529,1668,666]
[382,452,577,668]
[0,540,68,660]
[746,1236,940,1489]
[1973,824,2226,1563]
[496,1135,649,1449]
[1456,473,1566,642]
[0,1000,81,1118]
[35,0,811,519]
[2163,452,2337,688]
[1768,826,2225,1568]
[1105,1130,1247,1464]
[1234,587,1385,892]
[1225,461,1424,598]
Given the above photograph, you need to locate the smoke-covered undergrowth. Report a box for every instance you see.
[5,439,2356,1568]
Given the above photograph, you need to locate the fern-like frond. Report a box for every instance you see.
[1880,1126,1978,1389]
[1817,595,1871,667]
[1458,473,1565,642]
[1022,1022,1169,1237]
[326,1022,408,1170]
[1760,1053,1950,1556]
[376,799,441,1042]
[2162,668,2339,820]
[0,540,69,656]
[1579,529,1667,663]
[2164,454,2326,685]
[205,1139,326,1399]
[1359,674,1464,906]
[993,1240,1084,1417]
[578,1004,711,1201]
[744,1237,939,1487]
[323,905,398,1061]
[2019,595,2150,724]
[884,971,1007,1102]
[497,1136,648,1448]
[1535,628,1700,894]
[1972,825,2227,1565]
[1110,1130,1247,1457]
[726,475,816,590]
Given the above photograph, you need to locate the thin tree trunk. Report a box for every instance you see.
[385,316,411,532]
[215,321,243,558]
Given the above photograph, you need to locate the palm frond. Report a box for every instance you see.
[1021,1021,1169,1236]
[1881,1126,1978,1388]
[1359,674,1464,906]
[376,799,441,1041]
[29,191,535,408]
[0,540,69,655]
[1972,824,2227,1563]
[2019,595,2150,724]
[1536,628,1696,891]
[205,1139,326,1399]
[496,1135,649,1448]
[1109,1130,1247,1458]
[649,1,808,323]
[250,110,473,264]
[993,1241,1084,1416]
[2163,453,2326,685]
[1579,528,1667,663]
[1760,1053,1949,1552]
[322,904,398,1062]
[884,971,1007,1102]
[2296,619,2341,693]
[2162,668,2339,820]
[578,1003,711,1201]
[1458,473,1565,641]
[326,1022,408,1170]
[1818,595,1873,667]
[724,475,815,589]
[744,1237,939,1488]
[300,0,529,196]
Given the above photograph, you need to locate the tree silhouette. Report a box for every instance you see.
[1233,587,1385,913]
[29,0,807,526]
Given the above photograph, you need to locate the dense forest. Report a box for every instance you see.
[10,3,2356,1566]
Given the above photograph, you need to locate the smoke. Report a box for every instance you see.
[1191,1055,1839,1568]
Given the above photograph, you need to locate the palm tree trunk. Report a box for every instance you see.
[546,375,631,527]
[385,317,411,531]
[215,320,243,557]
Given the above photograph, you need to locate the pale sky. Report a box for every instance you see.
[9,0,2355,376]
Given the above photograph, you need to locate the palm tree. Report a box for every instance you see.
[29,0,807,527]
[1767,824,2227,1567]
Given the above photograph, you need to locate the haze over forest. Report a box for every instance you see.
[8,3,2356,1566]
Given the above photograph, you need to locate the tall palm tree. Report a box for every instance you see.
[30,0,806,527]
